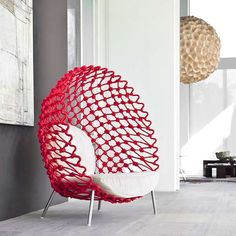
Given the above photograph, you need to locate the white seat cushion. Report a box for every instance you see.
[92,171,159,198]
[67,125,96,175]
[50,124,96,175]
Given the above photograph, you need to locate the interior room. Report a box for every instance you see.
[0,0,235,235]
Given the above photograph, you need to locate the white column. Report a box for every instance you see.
[95,0,180,191]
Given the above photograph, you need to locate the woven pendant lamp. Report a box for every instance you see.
[180,16,221,84]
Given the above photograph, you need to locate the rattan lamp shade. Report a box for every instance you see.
[180,16,221,84]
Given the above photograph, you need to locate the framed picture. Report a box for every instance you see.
[0,0,33,126]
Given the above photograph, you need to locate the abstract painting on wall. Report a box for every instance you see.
[0,0,33,126]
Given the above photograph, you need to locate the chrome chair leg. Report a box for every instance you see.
[87,190,95,226]
[41,190,55,219]
[151,190,157,215]
[98,200,102,211]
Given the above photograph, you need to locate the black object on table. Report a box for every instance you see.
[203,160,236,178]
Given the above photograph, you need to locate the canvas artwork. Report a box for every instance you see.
[0,0,33,126]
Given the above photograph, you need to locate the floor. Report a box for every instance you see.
[184,176,236,183]
[0,182,236,236]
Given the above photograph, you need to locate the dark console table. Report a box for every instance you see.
[203,160,236,178]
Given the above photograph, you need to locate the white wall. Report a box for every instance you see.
[96,0,180,191]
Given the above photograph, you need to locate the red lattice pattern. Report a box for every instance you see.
[38,65,159,203]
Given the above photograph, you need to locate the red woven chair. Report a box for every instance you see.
[38,65,159,226]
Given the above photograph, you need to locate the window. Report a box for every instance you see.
[190,0,236,58]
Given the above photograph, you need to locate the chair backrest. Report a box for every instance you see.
[38,65,159,185]
[48,124,96,176]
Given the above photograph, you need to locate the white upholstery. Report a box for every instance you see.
[67,125,96,175]
[50,124,159,198]
[51,124,96,175]
[92,171,159,198]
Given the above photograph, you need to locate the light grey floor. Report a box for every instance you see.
[0,182,236,236]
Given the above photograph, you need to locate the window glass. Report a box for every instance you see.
[190,0,236,58]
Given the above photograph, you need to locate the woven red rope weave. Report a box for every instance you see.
[38,65,159,203]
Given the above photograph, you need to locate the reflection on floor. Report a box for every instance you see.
[0,182,236,236]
